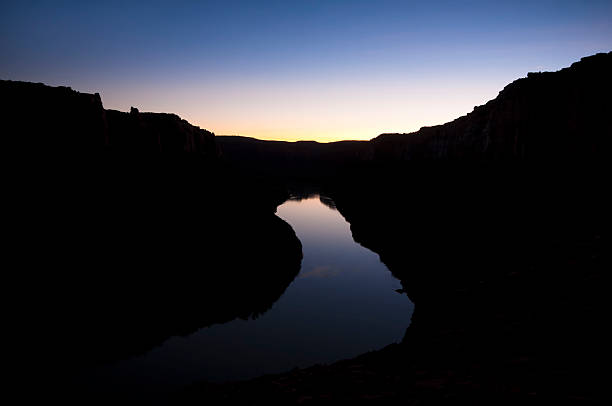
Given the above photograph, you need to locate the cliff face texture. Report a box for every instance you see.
[372,52,611,162]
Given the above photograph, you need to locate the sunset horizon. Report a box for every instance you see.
[3,1,611,142]
[14,51,605,144]
[3,2,609,404]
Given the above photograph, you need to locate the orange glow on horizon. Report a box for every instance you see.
[208,129,382,143]
[100,73,513,144]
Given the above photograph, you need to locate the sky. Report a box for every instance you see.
[1,1,611,142]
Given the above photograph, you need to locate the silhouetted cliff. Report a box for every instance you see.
[1,80,303,397]
[372,52,611,162]
[183,53,610,404]
[105,108,217,155]
[4,51,610,404]
[217,53,611,191]
[1,80,108,152]
[0,80,217,157]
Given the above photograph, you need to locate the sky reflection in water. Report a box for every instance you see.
[84,195,413,395]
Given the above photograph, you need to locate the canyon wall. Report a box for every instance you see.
[0,80,217,156]
[372,52,611,163]
[187,52,610,404]
[1,80,303,372]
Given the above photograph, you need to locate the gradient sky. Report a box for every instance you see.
[1,1,611,141]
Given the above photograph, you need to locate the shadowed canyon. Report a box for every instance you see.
[3,52,610,404]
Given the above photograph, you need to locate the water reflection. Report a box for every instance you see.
[77,195,413,399]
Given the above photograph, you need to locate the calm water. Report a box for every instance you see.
[78,195,413,397]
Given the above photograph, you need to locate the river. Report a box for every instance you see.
[75,194,413,398]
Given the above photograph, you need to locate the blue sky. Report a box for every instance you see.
[2,1,611,141]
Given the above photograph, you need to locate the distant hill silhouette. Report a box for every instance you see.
[216,135,371,182]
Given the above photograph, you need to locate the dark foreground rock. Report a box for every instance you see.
[1,80,303,403]
[371,52,611,163]
[3,52,610,404]
[181,53,610,404]
[0,80,217,156]
[181,165,605,405]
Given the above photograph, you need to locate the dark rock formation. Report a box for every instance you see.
[182,52,610,404]
[0,80,108,152]
[105,108,217,155]
[1,80,303,402]
[0,80,217,157]
[185,164,607,404]
[371,52,611,163]
[4,51,610,404]
[43,205,303,367]
[216,135,372,182]
[323,165,604,404]
[217,54,611,176]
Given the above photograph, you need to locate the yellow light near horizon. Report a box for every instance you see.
[213,129,379,143]
[101,72,507,144]
[182,82,502,143]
